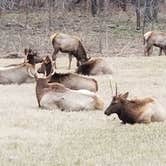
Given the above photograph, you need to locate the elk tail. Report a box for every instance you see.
[94,95,104,110]
[144,31,153,45]
[50,33,58,45]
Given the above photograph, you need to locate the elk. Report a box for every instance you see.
[144,31,166,56]
[5,48,43,67]
[104,85,166,124]
[0,50,39,84]
[35,74,104,111]
[76,58,113,75]
[37,56,98,92]
[50,32,90,69]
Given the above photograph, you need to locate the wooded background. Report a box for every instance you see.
[0,0,165,57]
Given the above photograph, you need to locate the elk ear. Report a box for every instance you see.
[122,92,129,99]
[87,57,91,61]
[24,48,28,55]
[45,56,51,63]
[33,50,38,56]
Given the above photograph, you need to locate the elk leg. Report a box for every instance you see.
[163,48,166,56]
[159,48,162,56]
[144,43,153,56]
[68,53,72,70]
[76,59,80,67]
[144,46,149,56]
[52,49,59,68]
[146,46,152,56]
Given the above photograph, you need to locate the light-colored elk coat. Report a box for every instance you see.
[0,63,35,84]
[76,58,113,75]
[50,32,89,69]
[35,76,104,111]
[37,56,98,92]
[144,31,166,56]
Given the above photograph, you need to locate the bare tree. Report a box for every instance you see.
[48,0,52,30]
[91,0,98,16]
[144,0,159,25]
[135,0,141,30]
[152,0,159,22]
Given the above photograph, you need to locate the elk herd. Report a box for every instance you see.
[1,31,166,124]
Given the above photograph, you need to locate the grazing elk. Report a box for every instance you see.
[0,50,39,84]
[37,56,98,92]
[144,31,166,56]
[35,74,104,111]
[104,86,166,124]
[50,32,90,69]
[76,58,113,75]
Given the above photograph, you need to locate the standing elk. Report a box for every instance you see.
[0,49,42,84]
[37,56,98,92]
[144,31,166,56]
[50,32,90,69]
[104,85,166,124]
[35,74,104,111]
[76,58,113,75]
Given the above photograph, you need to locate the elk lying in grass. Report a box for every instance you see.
[0,51,38,84]
[35,74,104,111]
[5,48,43,67]
[144,31,166,56]
[50,32,90,69]
[76,58,113,75]
[37,56,98,92]
[104,86,166,124]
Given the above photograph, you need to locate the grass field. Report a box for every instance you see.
[0,56,166,166]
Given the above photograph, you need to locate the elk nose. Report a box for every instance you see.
[104,110,110,116]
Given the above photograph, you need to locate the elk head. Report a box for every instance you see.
[104,83,129,116]
[24,48,43,64]
[37,56,53,76]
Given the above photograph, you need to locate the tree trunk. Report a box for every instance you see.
[152,0,159,22]
[121,0,127,11]
[98,0,104,11]
[91,0,98,16]
[25,1,28,29]
[135,0,141,30]
[48,0,52,31]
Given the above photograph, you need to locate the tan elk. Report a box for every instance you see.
[37,56,98,92]
[50,32,90,69]
[104,85,166,124]
[0,50,40,84]
[144,31,166,56]
[76,57,113,75]
[35,74,104,111]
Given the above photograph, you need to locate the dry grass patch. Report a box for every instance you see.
[0,56,166,166]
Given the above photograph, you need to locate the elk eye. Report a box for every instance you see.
[112,101,118,105]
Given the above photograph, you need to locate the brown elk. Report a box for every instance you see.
[104,86,166,124]
[50,32,90,69]
[37,56,98,92]
[144,31,166,56]
[5,48,43,67]
[76,58,113,75]
[0,50,40,84]
[35,74,104,111]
